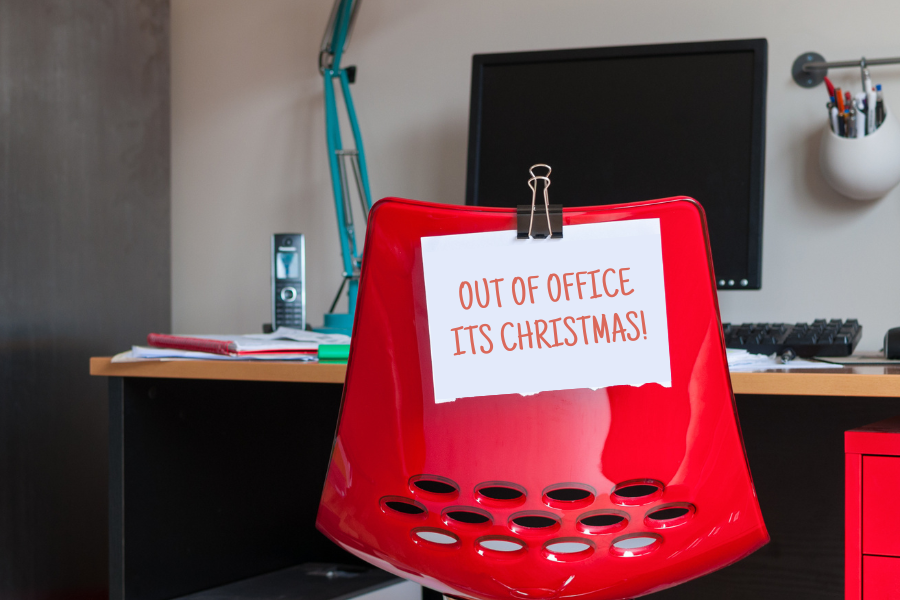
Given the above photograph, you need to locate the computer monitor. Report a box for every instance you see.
[465,39,767,289]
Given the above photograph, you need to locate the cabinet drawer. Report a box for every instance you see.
[864,555,900,599]
[863,456,900,557]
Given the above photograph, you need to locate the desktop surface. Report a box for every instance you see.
[91,356,900,396]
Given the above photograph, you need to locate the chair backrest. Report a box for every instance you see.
[317,197,768,600]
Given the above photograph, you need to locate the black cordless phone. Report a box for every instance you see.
[272,234,306,330]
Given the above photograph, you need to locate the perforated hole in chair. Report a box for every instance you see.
[414,480,456,494]
[442,506,493,530]
[379,496,427,519]
[542,483,596,509]
[387,501,425,515]
[475,482,527,507]
[509,511,561,535]
[576,510,630,535]
[417,531,456,544]
[547,541,590,553]
[547,488,590,501]
[409,475,459,501]
[582,514,623,526]
[476,536,527,558]
[542,538,595,562]
[482,487,521,499]
[610,533,662,557]
[644,503,695,529]
[448,510,490,524]
[512,516,556,528]
[482,539,523,551]
[411,527,460,549]
[616,485,657,497]
[610,479,664,506]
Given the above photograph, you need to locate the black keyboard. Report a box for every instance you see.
[723,319,862,358]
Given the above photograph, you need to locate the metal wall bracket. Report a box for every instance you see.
[792,52,827,88]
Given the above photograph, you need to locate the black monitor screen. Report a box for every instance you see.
[466,39,767,289]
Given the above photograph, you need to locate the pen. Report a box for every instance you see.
[854,95,867,138]
[835,89,845,136]
[865,71,877,134]
[829,101,839,134]
[876,84,885,127]
[824,76,836,100]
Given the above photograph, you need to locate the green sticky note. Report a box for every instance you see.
[318,344,350,361]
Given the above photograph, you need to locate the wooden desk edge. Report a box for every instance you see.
[730,371,900,397]
[90,358,900,397]
[89,357,347,384]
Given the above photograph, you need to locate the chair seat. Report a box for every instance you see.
[317,197,768,600]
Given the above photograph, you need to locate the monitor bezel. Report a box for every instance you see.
[464,38,768,290]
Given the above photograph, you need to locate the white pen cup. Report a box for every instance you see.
[819,105,900,201]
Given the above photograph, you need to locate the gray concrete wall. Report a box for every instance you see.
[0,1,170,596]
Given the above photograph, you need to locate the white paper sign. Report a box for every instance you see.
[420,219,671,403]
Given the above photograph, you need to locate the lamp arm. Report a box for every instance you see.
[318,0,372,333]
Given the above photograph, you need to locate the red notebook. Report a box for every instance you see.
[146,333,319,357]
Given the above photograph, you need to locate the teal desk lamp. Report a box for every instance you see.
[317,0,372,334]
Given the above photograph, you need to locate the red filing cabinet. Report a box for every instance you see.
[846,417,900,600]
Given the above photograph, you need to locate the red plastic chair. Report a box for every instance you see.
[317,197,768,600]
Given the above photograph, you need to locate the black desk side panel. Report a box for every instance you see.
[110,378,364,600]
[110,380,900,600]
[651,394,900,599]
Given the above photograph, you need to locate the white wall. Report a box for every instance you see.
[172,0,900,350]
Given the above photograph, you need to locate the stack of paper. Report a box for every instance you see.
[725,348,838,372]
[112,328,350,363]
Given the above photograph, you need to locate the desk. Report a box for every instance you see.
[91,358,900,600]
[90,357,900,396]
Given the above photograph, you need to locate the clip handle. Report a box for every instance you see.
[518,164,562,239]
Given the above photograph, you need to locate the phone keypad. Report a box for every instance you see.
[275,284,303,328]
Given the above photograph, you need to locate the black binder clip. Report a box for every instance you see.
[517,164,562,239]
